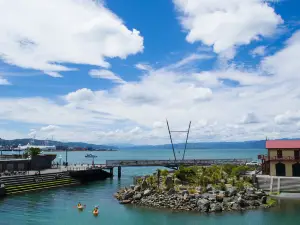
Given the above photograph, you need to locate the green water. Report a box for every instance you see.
[1,149,300,225]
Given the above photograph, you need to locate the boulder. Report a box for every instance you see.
[133,193,142,200]
[227,187,237,197]
[182,190,189,196]
[238,197,249,208]
[247,194,259,200]
[130,185,135,190]
[231,203,241,210]
[251,200,261,207]
[122,190,135,200]
[211,203,222,212]
[206,184,213,191]
[216,194,224,203]
[168,188,176,195]
[134,185,141,192]
[165,175,174,190]
[261,196,267,204]
[255,191,265,197]
[246,187,255,194]
[120,199,132,204]
[143,189,151,196]
[197,198,210,212]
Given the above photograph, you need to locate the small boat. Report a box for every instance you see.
[85,154,97,158]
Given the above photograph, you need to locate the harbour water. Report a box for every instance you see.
[1,148,300,225]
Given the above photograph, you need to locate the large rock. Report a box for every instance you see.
[123,190,135,200]
[261,196,267,204]
[227,187,237,197]
[130,185,135,190]
[210,203,222,212]
[206,184,213,191]
[134,185,141,192]
[143,189,151,196]
[197,198,210,212]
[238,197,249,208]
[216,194,224,203]
[182,190,189,196]
[120,199,132,204]
[165,175,174,190]
[168,188,176,195]
[133,193,142,200]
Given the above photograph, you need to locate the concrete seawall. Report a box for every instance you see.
[256,175,300,192]
[0,168,112,197]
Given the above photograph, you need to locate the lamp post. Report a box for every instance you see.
[65,147,68,167]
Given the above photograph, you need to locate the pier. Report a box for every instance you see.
[105,158,251,178]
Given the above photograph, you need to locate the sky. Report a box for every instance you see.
[1,0,300,145]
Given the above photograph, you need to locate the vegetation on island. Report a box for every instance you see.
[116,164,276,213]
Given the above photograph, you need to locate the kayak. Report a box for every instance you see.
[77,205,84,210]
[93,210,99,216]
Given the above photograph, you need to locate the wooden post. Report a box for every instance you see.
[157,170,161,188]
[118,166,121,179]
[110,167,113,176]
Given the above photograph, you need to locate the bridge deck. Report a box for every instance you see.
[106,158,251,167]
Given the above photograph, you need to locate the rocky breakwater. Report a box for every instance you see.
[114,175,273,213]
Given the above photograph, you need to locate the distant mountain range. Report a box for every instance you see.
[120,140,267,149]
[0,138,117,150]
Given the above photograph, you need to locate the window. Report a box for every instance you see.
[294,150,300,160]
[277,150,283,159]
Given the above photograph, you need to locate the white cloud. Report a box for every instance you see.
[274,111,300,125]
[3,27,300,144]
[0,0,143,77]
[262,30,300,80]
[89,69,125,83]
[169,53,213,68]
[0,77,10,85]
[173,0,283,55]
[135,63,152,71]
[251,46,267,57]
[240,112,259,124]
[65,88,95,102]
[40,125,60,132]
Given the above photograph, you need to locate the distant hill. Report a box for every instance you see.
[0,138,117,149]
[120,140,267,149]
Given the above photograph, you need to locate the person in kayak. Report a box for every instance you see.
[93,206,99,215]
[77,202,82,207]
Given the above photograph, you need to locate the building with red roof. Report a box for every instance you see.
[260,140,300,176]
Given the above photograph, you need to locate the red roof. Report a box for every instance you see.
[266,140,300,149]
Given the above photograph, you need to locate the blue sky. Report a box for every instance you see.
[1,0,300,145]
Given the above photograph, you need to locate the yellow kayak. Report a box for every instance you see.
[77,205,84,210]
[93,210,99,216]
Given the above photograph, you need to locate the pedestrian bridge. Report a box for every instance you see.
[106,158,251,168]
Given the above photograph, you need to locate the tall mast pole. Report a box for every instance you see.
[182,121,191,160]
[166,119,177,161]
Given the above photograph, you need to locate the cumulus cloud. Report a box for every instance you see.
[240,112,259,124]
[274,111,300,125]
[89,69,125,83]
[0,77,10,85]
[251,46,267,57]
[65,88,95,102]
[173,0,282,55]
[0,0,143,77]
[40,125,60,132]
[262,30,300,79]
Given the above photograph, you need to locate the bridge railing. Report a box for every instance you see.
[106,158,251,167]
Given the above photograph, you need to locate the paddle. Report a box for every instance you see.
[73,204,86,208]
